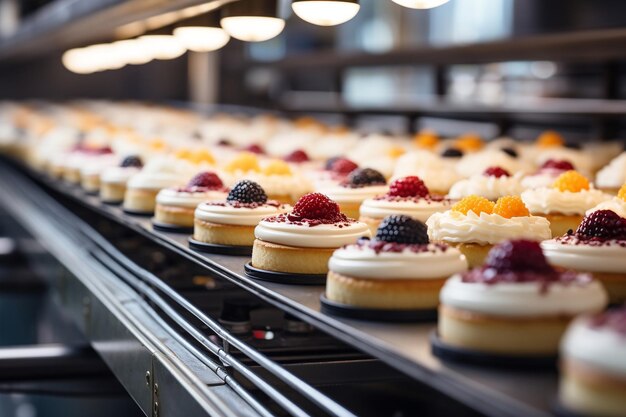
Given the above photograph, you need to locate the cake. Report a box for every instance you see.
[455,150,530,178]
[393,150,461,196]
[559,307,626,417]
[79,154,119,194]
[193,180,288,247]
[154,172,229,228]
[247,160,313,204]
[309,157,359,190]
[359,176,452,234]
[326,215,467,310]
[318,168,388,219]
[426,195,551,267]
[542,209,626,304]
[521,170,610,237]
[100,155,143,204]
[251,193,371,275]
[448,166,523,201]
[521,159,575,189]
[438,240,607,355]
[595,152,626,194]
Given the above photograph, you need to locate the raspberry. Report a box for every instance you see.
[263,160,292,176]
[485,240,553,273]
[536,130,564,148]
[483,166,510,178]
[501,147,518,158]
[455,134,484,152]
[413,131,439,149]
[225,153,261,173]
[244,144,265,154]
[576,210,626,240]
[617,184,626,202]
[291,193,343,222]
[552,171,590,192]
[341,168,387,188]
[388,176,429,198]
[284,149,310,163]
[120,155,143,168]
[441,148,463,158]
[541,159,575,171]
[375,215,429,245]
[493,196,530,218]
[452,195,494,215]
[227,180,267,204]
[187,172,223,189]
[329,158,358,175]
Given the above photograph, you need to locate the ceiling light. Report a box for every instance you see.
[291,0,360,26]
[62,48,97,74]
[391,0,450,9]
[111,39,153,65]
[220,0,285,42]
[173,13,230,52]
[138,28,186,60]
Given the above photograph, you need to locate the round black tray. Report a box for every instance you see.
[244,262,326,285]
[430,331,557,369]
[188,238,253,256]
[101,200,122,206]
[84,190,100,196]
[151,219,193,234]
[320,294,437,323]
[122,209,154,217]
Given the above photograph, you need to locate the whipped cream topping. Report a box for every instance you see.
[593,152,626,189]
[455,150,531,177]
[156,188,228,208]
[448,174,523,200]
[541,238,626,274]
[520,169,564,189]
[521,188,610,215]
[255,218,371,248]
[127,172,187,190]
[359,197,451,222]
[319,185,389,204]
[101,166,141,184]
[586,197,626,218]
[561,315,626,377]
[241,172,313,199]
[329,242,467,279]
[426,210,552,245]
[441,275,607,317]
[393,151,460,192]
[195,202,288,226]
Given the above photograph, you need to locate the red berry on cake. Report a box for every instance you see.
[341,168,387,188]
[388,176,429,198]
[291,192,344,222]
[329,158,358,175]
[284,149,310,163]
[484,240,553,273]
[541,159,575,171]
[227,180,268,204]
[244,144,265,154]
[375,215,429,245]
[483,166,510,178]
[576,210,626,240]
[188,171,224,189]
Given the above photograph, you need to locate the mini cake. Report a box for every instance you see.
[61,146,114,184]
[521,170,610,237]
[359,176,452,234]
[595,152,626,194]
[247,160,313,204]
[193,180,288,247]
[426,195,551,267]
[448,166,523,201]
[521,159,575,189]
[455,150,530,178]
[309,157,359,189]
[438,240,607,355]
[154,172,229,228]
[100,155,144,204]
[542,209,626,304]
[251,193,371,275]
[319,168,388,219]
[80,155,119,194]
[284,149,310,164]
[394,150,461,196]
[559,307,626,417]
[327,215,467,310]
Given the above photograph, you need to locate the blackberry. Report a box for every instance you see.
[501,147,518,158]
[576,210,626,240]
[441,148,463,158]
[342,168,386,188]
[227,180,267,204]
[375,215,429,245]
[120,155,143,168]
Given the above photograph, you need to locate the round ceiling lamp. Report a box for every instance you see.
[291,0,360,26]
[220,0,285,42]
[173,13,230,52]
[391,0,450,9]
[111,39,153,65]
[62,48,97,74]
[139,26,186,60]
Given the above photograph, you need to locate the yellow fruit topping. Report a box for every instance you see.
[263,160,292,176]
[189,149,215,165]
[387,146,406,159]
[455,133,484,152]
[536,130,564,148]
[175,148,192,160]
[452,195,495,215]
[225,152,261,173]
[413,130,439,149]
[552,170,590,192]
[493,196,530,218]
[617,184,626,202]
[149,138,166,151]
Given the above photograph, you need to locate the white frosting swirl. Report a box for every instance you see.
[255,220,371,248]
[448,174,523,200]
[101,166,141,184]
[426,210,552,245]
[319,185,389,204]
[393,151,460,192]
[195,203,288,226]
[595,152,626,189]
[541,239,626,274]
[156,188,228,208]
[329,244,467,279]
[441,275,607,317]
[586,197,626,218]
[455,150,531,177]
[521,188,610,215]
[359,198,451,222]
[520,170,562,189]
[561,316,626,377]
[127,172,187,190]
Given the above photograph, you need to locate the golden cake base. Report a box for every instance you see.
[193,218,256,246]
[337,201,361,220]
[122,188,159,214]
[252,239,334,274]
[599,187,620,196]
[358,215,382,235]
[154,204,195,227]
[267,193,297,205]
[63,168,81,184]
[100,183,126,203]
[81,175,100,193]
[591,271,626,305]
[452,243,492,268]
[326,271,445,309]
[560,358,626,417]
[544,213,584,238]
[438,305,571,355]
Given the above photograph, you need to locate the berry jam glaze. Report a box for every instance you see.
[589,306,626,336]
[373,195,447,203]
[541,159,575,171]
[556,234,626,248]
[204,200,284,209]
[175,185,229,193]
[350,237,449,255]
[483,166,511,178]
[265,213,352,227]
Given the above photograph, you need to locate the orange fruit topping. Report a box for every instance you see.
[455,133,484,152]
[552,170,590,192]
[617,184,626,202]
[536,130,564,148]
[452,195,495,215]
[493,196,530,218]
